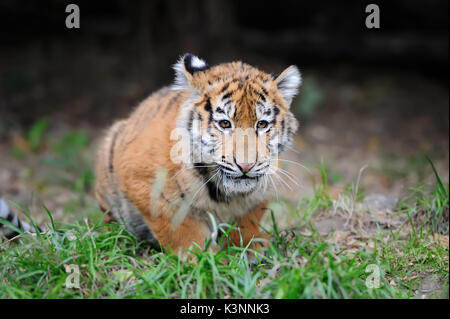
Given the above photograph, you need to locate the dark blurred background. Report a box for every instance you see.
[0,0,448,219]
[0,0,448,126]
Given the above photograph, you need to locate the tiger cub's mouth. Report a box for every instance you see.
[217,165,262,180]
[232,174,260,181]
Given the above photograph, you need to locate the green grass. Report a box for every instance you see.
[0,218,403,298]
[0,144,448,298]
[1,177,448,299]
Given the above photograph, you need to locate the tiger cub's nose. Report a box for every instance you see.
[236,162,255,173]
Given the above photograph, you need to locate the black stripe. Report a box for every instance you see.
[194,162,209,178]
[274,106,280,116]
[6,210,14,222]
[258,93,266,102]
[277,143,284,152]
[187,109,195,131]
[222,92,232,101]
[109,129,120,174]
[220,82,230,93]
[193,164,228,203]
[16,218,23,230]
[261,86,268,95]
[206,180,228,203]
[204,99,212,112]
[205,99,214,128]
[5,230,20,239]
[163,94,180,115]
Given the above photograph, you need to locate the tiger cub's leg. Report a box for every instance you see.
[146,214,213,258]
[228,201,270,250]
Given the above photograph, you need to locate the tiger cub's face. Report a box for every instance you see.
[173,54,300,197]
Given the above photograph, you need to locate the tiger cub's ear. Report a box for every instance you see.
[273,65,302,106]
[172,53,210,91]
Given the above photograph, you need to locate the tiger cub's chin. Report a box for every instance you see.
[221,175,261,195]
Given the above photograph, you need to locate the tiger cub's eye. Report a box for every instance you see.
[257,120,269,129]
[219,120,231,129]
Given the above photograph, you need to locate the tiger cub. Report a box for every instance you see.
[95,54,301,256]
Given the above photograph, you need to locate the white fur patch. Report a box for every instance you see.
[172,56,190,91]
[190,56,207,68]
[276,66,302,105]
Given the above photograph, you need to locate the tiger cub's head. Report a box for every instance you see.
[173,54,300,197]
